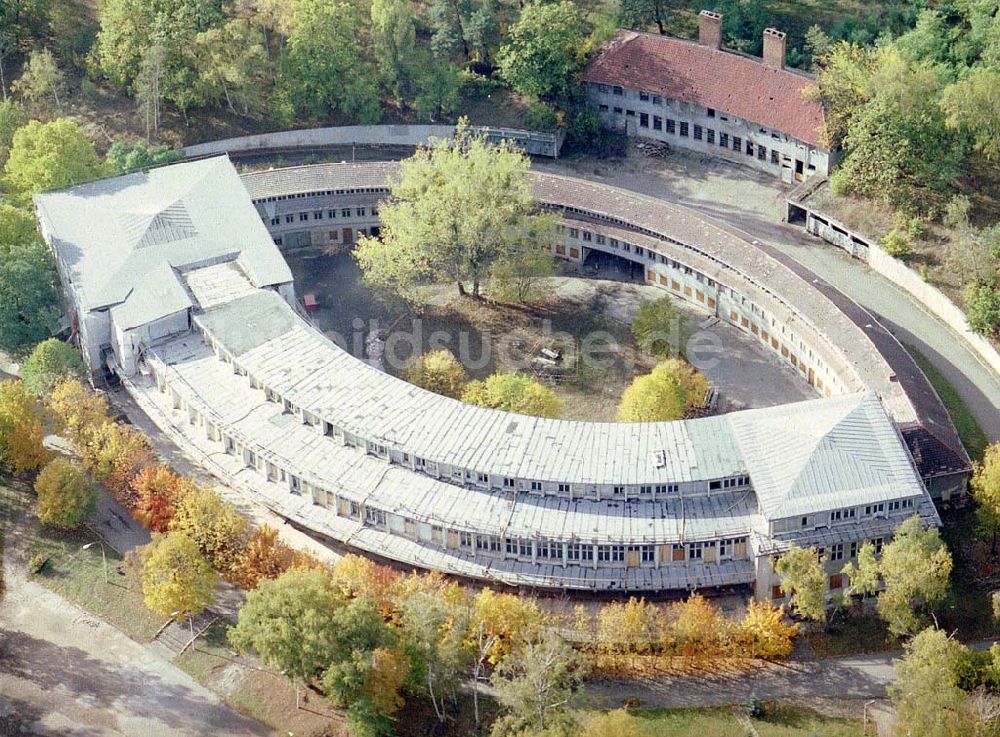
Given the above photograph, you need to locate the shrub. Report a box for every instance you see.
[880,228,913,258]
[21,338,85,396]
[462,372,563,418]
[616,359,709,422]
[35,457,96,529]
[524,101,558,131]
[966,282,1000,336]
[404,350,468,399]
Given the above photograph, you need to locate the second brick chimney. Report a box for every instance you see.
[698,10,723,50]
[762,28,786,69]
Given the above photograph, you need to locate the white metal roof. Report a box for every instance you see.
[35,156,292,317]
[729,393,927,519]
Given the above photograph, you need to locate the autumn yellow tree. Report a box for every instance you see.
[130,464,196,532]
[168,485,250,572]
[665,594,730,658]
[471,588,548,664]
[47,378,109,445]
[617,359,709,422]
[735,600,799,658]
[0,379,48,475]
[462,372,563,418]
[230,525,324,590]
[404,349,468,398]
[139,531,217,620]
[331,553,400,614]
[596,597,667,657]
[35,457,96,529]
[79,421,154,504]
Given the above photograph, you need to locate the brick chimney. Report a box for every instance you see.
[762,28,786,69]
[698,10,723,50]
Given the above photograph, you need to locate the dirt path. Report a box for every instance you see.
[0,495,273,737]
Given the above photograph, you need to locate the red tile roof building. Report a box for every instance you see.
[583,14,830,181]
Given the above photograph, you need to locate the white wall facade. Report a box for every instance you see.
[587,83,830,182]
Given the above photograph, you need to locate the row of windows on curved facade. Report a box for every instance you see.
[259,196,849,402]
[150,358,751,570]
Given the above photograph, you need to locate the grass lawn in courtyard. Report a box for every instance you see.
[626,703,867,736]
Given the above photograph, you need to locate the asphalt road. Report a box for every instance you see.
[0,496,273,737]
[537,152,1000,441]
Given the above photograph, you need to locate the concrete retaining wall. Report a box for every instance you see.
[787,186,1000,383]
[184,124,564,159]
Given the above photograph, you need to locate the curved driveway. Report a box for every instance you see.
[537,154,1000,443]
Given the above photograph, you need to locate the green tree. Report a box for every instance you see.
[462,372,563,418]
[974,444,1000,555]
[829,47,964,215]
[279,0,381,122]
[230,567,342,685]
[4,119,103,199]
[427,0,468,60]
[0,99,27,169]
[320,597,404,737]
[139,531,217,619]
[404,350,468,399]
[877,515,952,637]
[35,457,95,529]
[497,1,585,100]
[811,41,879,146]
[21,338,84,396]
[965,282,1000,336]
[616,359,708,422]
[355,122,548,300]
[487,246,557,304]
[94,0,224,95]
[396,588,471,723]
[619,0,674,35]
[188,19,272,119]
[0,203,59,350]
[13,47,64,107]
[104,140,181,176]
[890,627,972,737]
[371,0,416,101]
[490,632,584,737]
[631,296,684,359]
[773,545,827,623]
[841,541,879,601]
[412,52,461,122]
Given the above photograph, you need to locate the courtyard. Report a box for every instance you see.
[287,250,816,421]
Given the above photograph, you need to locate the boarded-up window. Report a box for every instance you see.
[829,574,843,590]
[772,585,784,599]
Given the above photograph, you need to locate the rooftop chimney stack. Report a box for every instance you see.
[698,10,723,49]
[762,28,787,69]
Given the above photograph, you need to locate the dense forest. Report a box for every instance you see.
[0,0,999,339]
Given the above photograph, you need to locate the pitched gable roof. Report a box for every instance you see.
[584,30,827,148]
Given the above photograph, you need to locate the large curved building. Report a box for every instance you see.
[35,155,968,599]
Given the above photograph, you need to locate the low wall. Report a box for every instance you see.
[184,124,564,159]
[788,187,1000,382]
